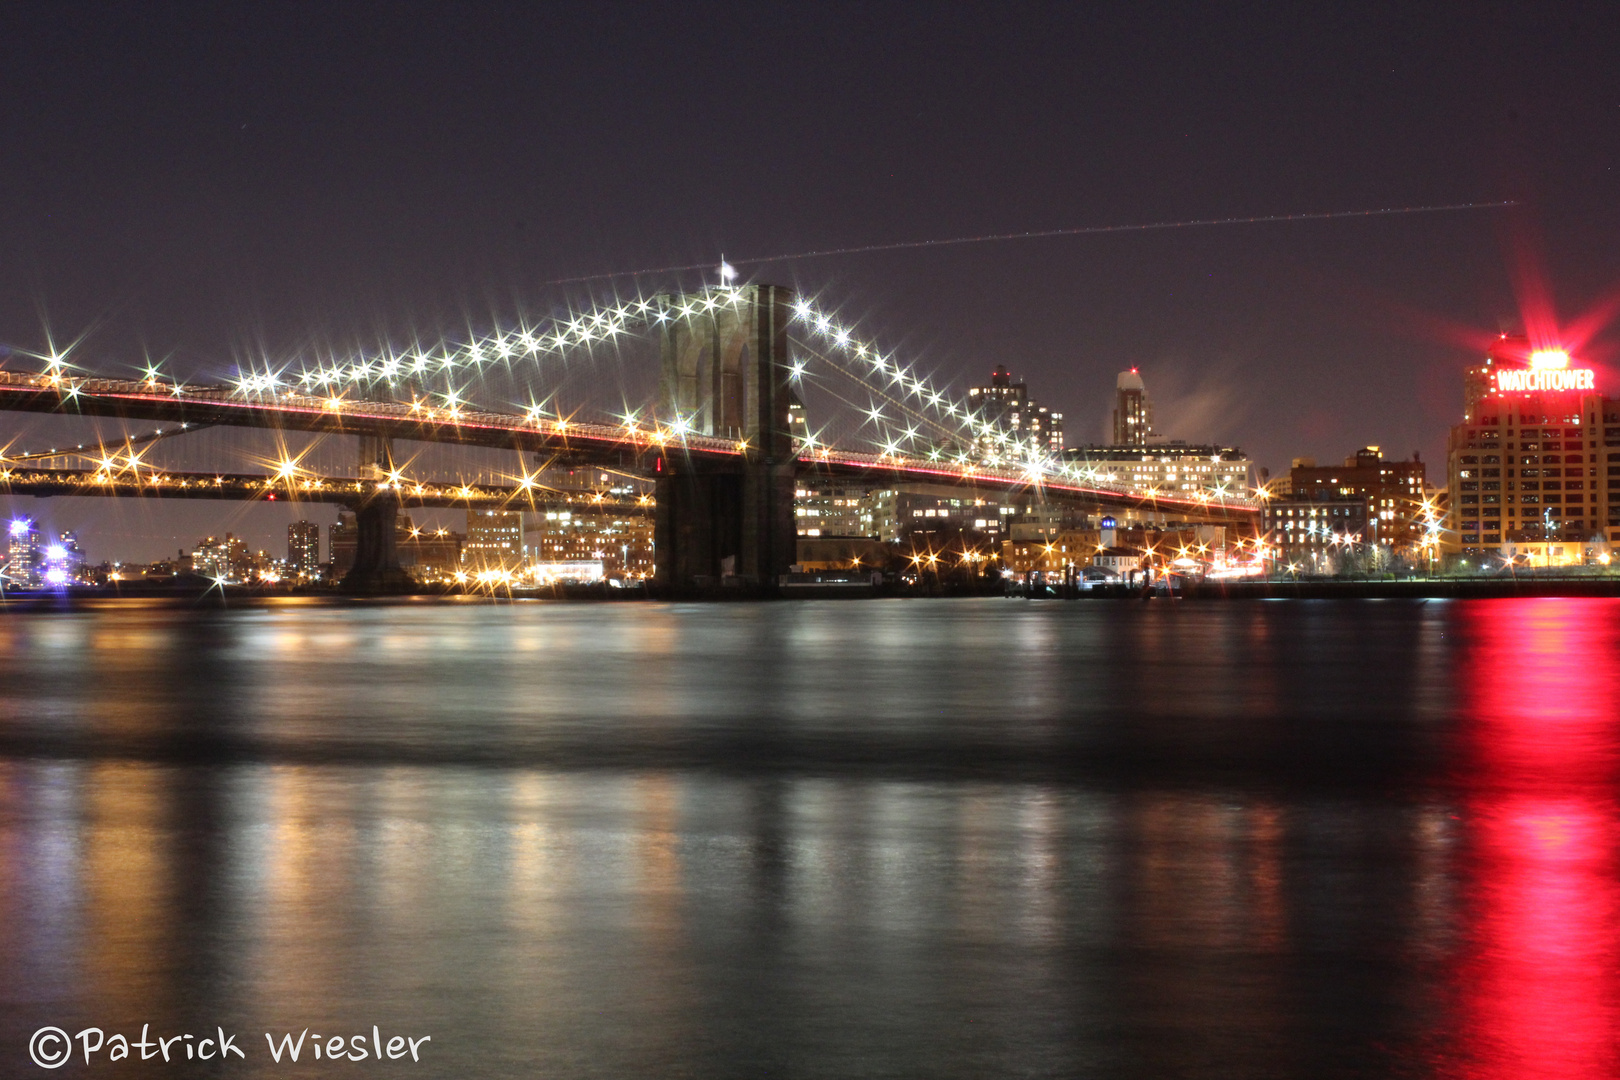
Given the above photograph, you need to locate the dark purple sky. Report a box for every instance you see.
[4,2,1619,560]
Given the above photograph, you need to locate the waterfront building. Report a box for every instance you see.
[6,517,42,588]
[868,484,1022,543]
[1261,496,1374,574]
[1004,526,1098,577]
[464,510,524,570]
[1002,518,1234,580]
[526,506,653,579]
[794,481,876,538]
[287,520,321,578]
[1286,447,1428,554]
[399,523,464,582]
[1445,335,1617,562]
[795,536,890,571]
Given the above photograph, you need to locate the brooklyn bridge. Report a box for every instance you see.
[0,283,1255,590]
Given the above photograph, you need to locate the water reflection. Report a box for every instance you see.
[1445,600,1620,1079]
[0,599,1616,1076]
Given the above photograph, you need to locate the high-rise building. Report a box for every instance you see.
[287,521,321,578]
[57,531,85,567]
[967,365,1064,455]
[6,518,42,588]
[1113,368,1152,447]
[1446,339,1616,561]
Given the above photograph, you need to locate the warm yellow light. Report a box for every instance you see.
[1529,349,1571,370]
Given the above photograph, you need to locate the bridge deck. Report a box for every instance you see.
[0,370,1257,521]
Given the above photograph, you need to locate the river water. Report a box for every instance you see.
[1,597,1616,1078]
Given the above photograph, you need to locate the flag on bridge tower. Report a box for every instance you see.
[718,259,738,287]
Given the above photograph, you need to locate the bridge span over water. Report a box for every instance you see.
[1,284,1256,590]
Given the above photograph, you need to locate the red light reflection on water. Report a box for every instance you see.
[1445,600,1620,1079]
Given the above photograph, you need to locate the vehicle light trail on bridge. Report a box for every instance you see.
[0,368,1255,517]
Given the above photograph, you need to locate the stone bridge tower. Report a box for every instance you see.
[654,283,796,589]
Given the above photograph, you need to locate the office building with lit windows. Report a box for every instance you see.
[1446,335,1616,562]
[464,510,525,569]
[1286,447,1428,554]
[287,520,321,578]
[1261,497,1373,574]
[794,482,876,538]
[869,485,1022,543]
[526,507,654,579]
[6,517,43,588]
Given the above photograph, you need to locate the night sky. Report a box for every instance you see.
[4,2,1619,560]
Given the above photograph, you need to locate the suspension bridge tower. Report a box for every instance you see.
[654,283,797,590]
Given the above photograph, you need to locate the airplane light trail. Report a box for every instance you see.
[546,200,1517,286]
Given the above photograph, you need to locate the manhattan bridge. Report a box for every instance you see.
[0,282,1256,590]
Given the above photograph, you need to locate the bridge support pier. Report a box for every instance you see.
[340,493,416,594]
[654,456,795,589]
[653,284,796,592]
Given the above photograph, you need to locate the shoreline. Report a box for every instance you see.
[6,575,1620,607]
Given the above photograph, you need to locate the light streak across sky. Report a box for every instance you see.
[545,201,1518,286]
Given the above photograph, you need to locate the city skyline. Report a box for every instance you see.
[4,6,1618,485]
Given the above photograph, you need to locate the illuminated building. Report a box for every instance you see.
[1112,368,1153,446]
[1000,516,1232,580]
[1092,517,1147,579]
[967,364,1064,454]
[794,481,876,538]
[40,533,82,586]
[1063,443,1252,501]
[1261,497,1372,574]
[1446,337,1618,561]
[868,485,1021,543]
[525,507,653,578]
[464,510,524,569]
[508,467,653,578]
[6,517,42,588]
[57,530,84,566]
[1286,447,1427,554]
[192,533,251,581]
[287,520,321,578]
[1066,368,1252,503]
